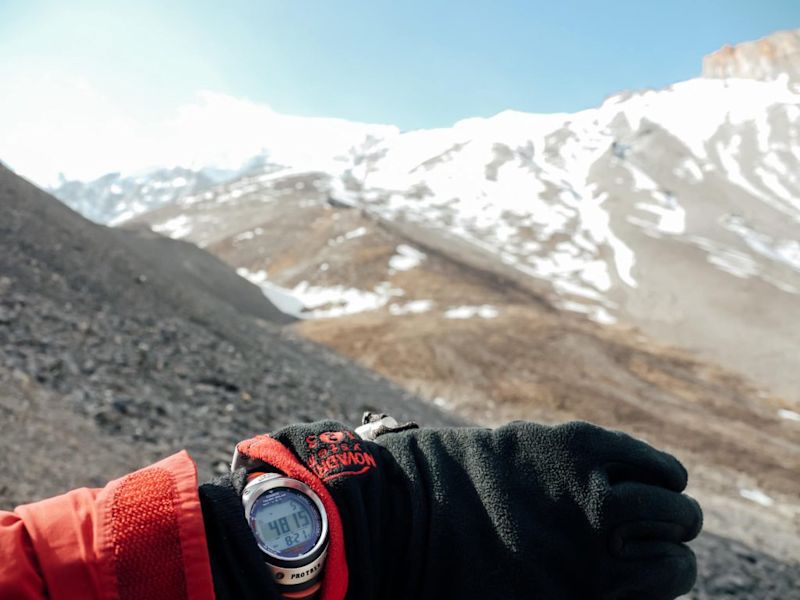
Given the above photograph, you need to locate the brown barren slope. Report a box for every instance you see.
[298,304,800,559]
[128,172,800,563]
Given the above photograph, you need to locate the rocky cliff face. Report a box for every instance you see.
[703,29,800,82]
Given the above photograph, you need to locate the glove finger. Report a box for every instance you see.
[606,482,703,547]
[607,541,697,600]
[590,427,688,492]
[564,422,688,492]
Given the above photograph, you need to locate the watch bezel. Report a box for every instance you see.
[242,473,329,567]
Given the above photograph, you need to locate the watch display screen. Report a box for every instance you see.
[250,487,323,558]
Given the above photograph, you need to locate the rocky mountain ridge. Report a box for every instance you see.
[703,28,800,82]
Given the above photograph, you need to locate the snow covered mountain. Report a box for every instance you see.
[352,76,800,402]
[54,166,225,224]
[51,32,800,405]
[49,91,399,224]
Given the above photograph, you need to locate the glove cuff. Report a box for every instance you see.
[235,435,349,600]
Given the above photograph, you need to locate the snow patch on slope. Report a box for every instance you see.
[779,409,800,421]
[389,244,426,272]
[389,300,434,315]
[444,305,499,319]
[740,488,775,507]
[236,267,404,319]
[152,215,192,239]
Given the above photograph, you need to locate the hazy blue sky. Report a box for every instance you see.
[1,1,799,183]
[2,0,799,129]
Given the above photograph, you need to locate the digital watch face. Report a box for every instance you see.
[250,487,323,559]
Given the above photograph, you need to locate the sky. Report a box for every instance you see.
[1,0,799,184]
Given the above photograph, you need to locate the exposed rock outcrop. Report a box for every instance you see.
[703,29,800,82]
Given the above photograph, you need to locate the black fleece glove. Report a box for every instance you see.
[198,469,283,600]
[203,420,702,600]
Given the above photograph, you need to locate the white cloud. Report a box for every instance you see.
[0,73,145,185]
[0,72,399,187]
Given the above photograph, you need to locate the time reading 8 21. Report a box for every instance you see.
[252,488,322,557]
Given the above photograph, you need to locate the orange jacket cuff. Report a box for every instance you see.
[12,451,215,600]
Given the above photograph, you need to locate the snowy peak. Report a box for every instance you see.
[122,72,800,406]
[44,90,401,223]
[54,166,225,225]
[703,29,800,82]
[46,29,800,407]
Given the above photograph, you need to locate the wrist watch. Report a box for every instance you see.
[232,450,329,599]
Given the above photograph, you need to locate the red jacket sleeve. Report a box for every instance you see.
[0,451,215,600]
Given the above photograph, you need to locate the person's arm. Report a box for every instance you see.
[0,510,46,599]
[0,451,217,600]
[205,418,702,600]
[1,419,702,600]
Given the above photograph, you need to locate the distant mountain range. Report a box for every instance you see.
[51,29,800,408]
